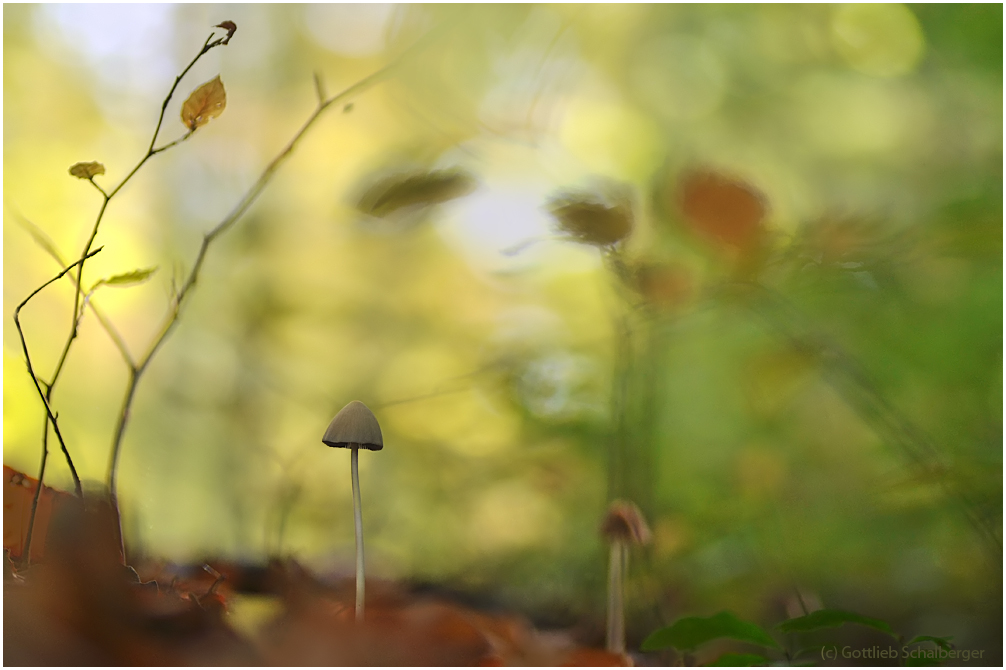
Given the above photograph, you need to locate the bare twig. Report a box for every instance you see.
[313,72,327,105]
[22,411,55,564]
[106,28,441,500]
[88,179,109,199]
[13,248,103,500]
[14,26,232,565]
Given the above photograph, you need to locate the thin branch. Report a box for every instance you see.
[106,29,437,499]
[40,30,226,458]
[88,179,109,199]
[313,72,327,105]
[151,129,196,156]
[22,412,54,565]
[15,28,231,551]
[13,248,103,498]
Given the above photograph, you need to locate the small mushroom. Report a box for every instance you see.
[323,400,383,621]
[600,500,651,655]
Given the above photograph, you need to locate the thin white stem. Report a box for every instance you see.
[351,446,365,621]
[606,540,626,654]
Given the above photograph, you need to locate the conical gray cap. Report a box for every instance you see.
[322,400,383,451]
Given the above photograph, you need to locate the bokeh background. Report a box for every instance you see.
[4,3,1001,659]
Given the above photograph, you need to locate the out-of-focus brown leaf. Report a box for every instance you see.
[548,186,634,247]
[68,161,105,180]
[5,491,260,666]
[181,76,227,131]
[261,593,494,665]
[358,168,478,218]
[214,20,237,45]
[560,648,634,666]
[633,262,695,311]
[677,170,766,251]
[3,465,73,563]
[6,535,637,667]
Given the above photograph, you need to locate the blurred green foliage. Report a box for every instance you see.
[3,3,1001,659]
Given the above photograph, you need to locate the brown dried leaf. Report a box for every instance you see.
[215,21,237,45]
[68,161,105,180]
[548,186,634,247]
[181,76,227,131]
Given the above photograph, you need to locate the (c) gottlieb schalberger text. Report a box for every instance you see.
[821,646,984,663]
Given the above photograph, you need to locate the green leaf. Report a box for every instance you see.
[776,609,895,637]
[93,267,157,289]
[641,612,780,652]
[907,635,954,652]
[706,652,769,666]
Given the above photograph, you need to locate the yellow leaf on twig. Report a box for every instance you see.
[181,75,227,131]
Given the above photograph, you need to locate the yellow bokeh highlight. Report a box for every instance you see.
[559,97,665,181]
[793,73,926,158]
[831,4,925,77]
[3,346,37,451]
[469,480,559,552]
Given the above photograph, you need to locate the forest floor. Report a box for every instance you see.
[4,465,634,666]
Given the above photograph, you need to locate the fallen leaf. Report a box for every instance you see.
[3,465,74,562]
[181,76,227,131]
[68,161,105,180]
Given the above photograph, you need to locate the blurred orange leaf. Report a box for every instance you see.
[3,465,73,562]
[678,170,765,251]
[181,76,227,131]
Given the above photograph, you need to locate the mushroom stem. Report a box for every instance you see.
[606,539,626,653]
[351,445,365,621]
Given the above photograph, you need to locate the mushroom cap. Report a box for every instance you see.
[600,500,651,545]
[322,401,383,451]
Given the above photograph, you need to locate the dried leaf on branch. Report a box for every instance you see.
[68,161,105,180]
[181,76,227,131]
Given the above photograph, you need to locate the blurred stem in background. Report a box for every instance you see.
[737,281,1002,563]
